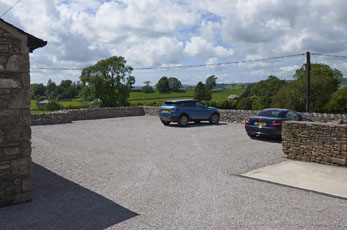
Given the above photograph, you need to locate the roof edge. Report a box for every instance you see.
[0,19,47,52]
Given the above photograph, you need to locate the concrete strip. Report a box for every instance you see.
[242,160,347,199]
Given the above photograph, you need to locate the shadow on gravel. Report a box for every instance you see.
[168,122,228,128]
[249,136,282,143]
[0,163,138,230]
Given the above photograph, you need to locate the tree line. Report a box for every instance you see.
[228,63,346,113]
[30,79,82,100]
[30,56,346,113]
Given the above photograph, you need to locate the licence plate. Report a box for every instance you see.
[163,109,169,112]
[255,121,266,126]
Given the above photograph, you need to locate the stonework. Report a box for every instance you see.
[31,106,347,126]
[282,121,347,167]
[31,107,146,125]
[0,20,46,206]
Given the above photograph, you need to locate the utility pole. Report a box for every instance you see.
[306,51,311,112]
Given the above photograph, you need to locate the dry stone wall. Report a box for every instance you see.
[0,26,32,206]
[31,107,145,125]
[31,111,72,126]
[282,121,347,167]
[31,106,347,125]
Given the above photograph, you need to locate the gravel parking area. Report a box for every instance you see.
[1,116,347,229]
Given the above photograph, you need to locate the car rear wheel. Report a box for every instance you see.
[161,120,170,126]
[178,115,189,127]
[209,113,220,125]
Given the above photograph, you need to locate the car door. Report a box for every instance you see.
[194,101,210,119]
[183,101,197,119]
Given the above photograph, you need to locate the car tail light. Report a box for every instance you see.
[270,120,282,127]
[245,118,250,125]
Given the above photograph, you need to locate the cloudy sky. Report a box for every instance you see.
[1,0,347,85]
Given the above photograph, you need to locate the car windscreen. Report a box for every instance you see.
[257,110,285,118]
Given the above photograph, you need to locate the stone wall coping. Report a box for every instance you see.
[283,120,347,127]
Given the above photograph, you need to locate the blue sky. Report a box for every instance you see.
[1,0,347,86]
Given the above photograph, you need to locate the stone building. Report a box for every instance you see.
[0,19,46,206]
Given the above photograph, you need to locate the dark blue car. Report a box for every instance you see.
[245,108,313,138]
[159,99,220,127]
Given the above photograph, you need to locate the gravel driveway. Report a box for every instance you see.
[1,116,347,229]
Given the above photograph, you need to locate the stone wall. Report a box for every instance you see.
[31,106,347,126]
[143,106,160,116]
[282,121,347,167]
[68,107,145,121]
[141,107,346,123]
[31,107,146,125]
[0,26,32,205]
[31,111,72,126]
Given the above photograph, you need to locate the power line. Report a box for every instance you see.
[0,0,22,18]
[311,53,347,59]
[32,53,305,71]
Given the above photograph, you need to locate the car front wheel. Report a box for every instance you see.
[209,113,220,125]
[178,115,189,127]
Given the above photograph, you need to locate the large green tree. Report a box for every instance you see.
[80,56,135,107]
[324,87,347,113]
[206,75,217,89]
[156,77,170,93]
[168,77,182,91]
[194,81,212,101]
[46,79,57,99]
[250,75,287,109]
[142,80,154,93]
[272,81,306,111]
[30,83,46,100]
[273,63,342,112]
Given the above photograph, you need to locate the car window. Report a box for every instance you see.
[187,102,196,107]
[287,111,300,120]
[179,102,187,107]
[257,110,282,118]
[164,101,177,106]
[195,102,205,107]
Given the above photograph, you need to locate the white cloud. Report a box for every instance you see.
[200,20,221,42]
[1,0,347,85]
[124,37,184,67]
[184,36,233,58]
[206,58,225,71]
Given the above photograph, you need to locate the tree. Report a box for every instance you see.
[80,56,135,107]
[250,75,287,109]
[324,87,347,113]
[156,77,170,93]
[30,83,46,100]
[272,81,306,111]
[142,80,154,93]
[45,100,62,111]
[273,63,343,112]
[206,75,217,89]
[46,79,57,99]
[60,80,73,89]
[236,97,253,110]
[194,81,212,101]
[168,77,182,91]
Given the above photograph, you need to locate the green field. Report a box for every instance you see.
[30,88,245,113]
[30,98,90,113]
[129,89,244,104]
